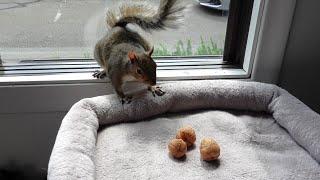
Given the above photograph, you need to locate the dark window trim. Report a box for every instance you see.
[223,0,254,67]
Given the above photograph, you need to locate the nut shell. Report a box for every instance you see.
[168,139,187,158]
[176,125,196,147]
[200,138,220,161]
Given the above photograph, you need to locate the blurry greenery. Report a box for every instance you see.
[153,43,171,56]
[153,37,223,56]
[83,51,91,59]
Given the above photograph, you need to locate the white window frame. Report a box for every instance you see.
[0,0,296,114]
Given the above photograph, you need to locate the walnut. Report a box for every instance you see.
[168,139,187,158]
[176,125,196,147]
[200,137,220,161]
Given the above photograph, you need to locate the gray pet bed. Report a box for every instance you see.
[48,80,320,180]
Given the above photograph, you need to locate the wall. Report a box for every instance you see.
[279,0,320,113]
[0,112,65,173]
[0,83,108,175]
[251,0,296,83]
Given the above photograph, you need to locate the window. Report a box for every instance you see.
[0,0,298,114]
[0,0,258,83]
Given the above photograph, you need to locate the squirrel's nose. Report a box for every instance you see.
[152,78,157,85]
[150,81,156,86]
[144,79,156,86]
[150,79,156,86]
[145,75,156,86]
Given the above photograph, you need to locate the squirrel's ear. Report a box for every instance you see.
[128,51,137,63]
[148,46,154,57]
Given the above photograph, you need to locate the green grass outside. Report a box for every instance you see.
[153,37,223,57]
[80,37,224,58]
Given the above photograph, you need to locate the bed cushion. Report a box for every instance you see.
[48,80,320,180]
[95,110,319,180]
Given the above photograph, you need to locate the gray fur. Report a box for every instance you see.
[94,0,185,100]
[107,43,142,97]
[94,27,153,99]
[94,27,151,70]
[112,0,185,31]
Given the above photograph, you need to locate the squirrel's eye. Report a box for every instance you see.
[136,69,142,75]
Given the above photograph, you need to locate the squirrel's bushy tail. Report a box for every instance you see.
[106,0,186,31]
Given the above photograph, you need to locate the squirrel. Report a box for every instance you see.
[93,0,186,104]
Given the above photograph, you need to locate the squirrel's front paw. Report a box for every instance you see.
[93,70,107,79]
[148,86,166,97]
[121,96,132,104]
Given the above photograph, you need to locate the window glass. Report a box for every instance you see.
[0,0,228,64]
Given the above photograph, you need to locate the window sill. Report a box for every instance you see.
[0,67,250,114]
[0,67,249,86]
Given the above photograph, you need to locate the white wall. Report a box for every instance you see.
[251,0,296,83]
[279,0,320,113]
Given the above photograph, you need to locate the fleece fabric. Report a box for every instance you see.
[48,80,320,180]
